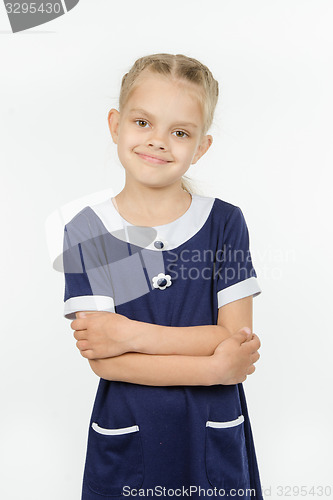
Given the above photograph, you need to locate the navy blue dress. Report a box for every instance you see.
[62,193,263,499]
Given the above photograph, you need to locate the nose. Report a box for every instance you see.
[146,129,168,150]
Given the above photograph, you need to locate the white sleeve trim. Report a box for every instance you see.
[64,295,115,320]
[217,277,262,308]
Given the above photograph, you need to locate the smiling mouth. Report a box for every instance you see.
[136,153,171,165]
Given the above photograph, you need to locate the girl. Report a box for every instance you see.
[63,53,263,499]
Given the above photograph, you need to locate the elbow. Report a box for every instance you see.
[88,358,119,381]
[88,359,104,378]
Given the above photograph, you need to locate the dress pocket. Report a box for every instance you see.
[85,421,144,497]
[205,415,250,491]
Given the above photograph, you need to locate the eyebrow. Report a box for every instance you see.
[128,108,199,129]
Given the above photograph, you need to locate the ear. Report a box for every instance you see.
[191,135,213,165]
[108,108,121,144]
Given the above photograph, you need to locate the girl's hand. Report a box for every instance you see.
[70,311,135,360]
[210,328,261,385]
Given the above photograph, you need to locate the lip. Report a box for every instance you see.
[136,152,171,165]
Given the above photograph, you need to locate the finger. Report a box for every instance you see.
[242,340,260,356]
[252,351,260,363]
[76,340,90,351]
[240,327,253,342]
[246,334,261,352]
[73,330,87,341]
[251,333,261,349]
[247,365,256,375]
[80,349,95,359]
[234,329,252,344]
[70,319,87,331]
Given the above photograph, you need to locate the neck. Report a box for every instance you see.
[113,179,192,225]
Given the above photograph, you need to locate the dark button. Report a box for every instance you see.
[154,240,164,249]
[157,278,167,287]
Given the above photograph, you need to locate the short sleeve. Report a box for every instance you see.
[62,212,115,320]
[216,206,261,308]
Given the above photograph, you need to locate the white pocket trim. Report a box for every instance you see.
[92,422,139,435]
[206,415,244,429]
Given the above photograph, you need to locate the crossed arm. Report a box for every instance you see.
[71,295,261,387]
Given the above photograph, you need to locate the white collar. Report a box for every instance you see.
[90,193,215,251]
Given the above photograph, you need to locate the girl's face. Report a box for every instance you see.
[108,71,212,190]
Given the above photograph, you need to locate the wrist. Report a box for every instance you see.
[207,352,229,386]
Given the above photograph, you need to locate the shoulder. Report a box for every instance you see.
[202,195,245,228]
[213,196,240,215]
[65,205,94,228]
[63,204,115,264]
[64,204,105,242]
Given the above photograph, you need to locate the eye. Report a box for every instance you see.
[135,119,149,128]
[173,130,189,138]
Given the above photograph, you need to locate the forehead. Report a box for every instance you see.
[124,72,204,121]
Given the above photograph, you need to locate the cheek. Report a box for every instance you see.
[120,129,143,150]
[174,142,197,162]
[117,134,135,153]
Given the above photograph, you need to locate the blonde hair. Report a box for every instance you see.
[118,53,219,194]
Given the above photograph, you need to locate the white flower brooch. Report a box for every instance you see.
[152,272,172,290]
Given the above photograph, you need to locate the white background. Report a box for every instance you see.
[1,1,332,499]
